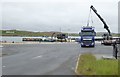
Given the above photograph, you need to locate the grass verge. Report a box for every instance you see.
[76,53,118,75]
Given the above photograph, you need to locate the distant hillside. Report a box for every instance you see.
[0,30,120,37]
[0,30,62,37]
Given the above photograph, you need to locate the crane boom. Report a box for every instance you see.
[90,5,111,35]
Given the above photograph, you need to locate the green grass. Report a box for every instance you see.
[77,53,118,75]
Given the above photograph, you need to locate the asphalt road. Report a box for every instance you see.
[2,42,113,75]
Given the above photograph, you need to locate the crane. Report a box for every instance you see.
[90,5,113,45]
[90,5,120,59]
[90,5,111,35]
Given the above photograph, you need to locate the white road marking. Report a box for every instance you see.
[32,55,42,59]
[75,54,81,75]
[0,45,3,48]
[2,66,6,68]
[71,67,74,70]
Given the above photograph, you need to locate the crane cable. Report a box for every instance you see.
[87,8,94,26]
[90,9,94,25]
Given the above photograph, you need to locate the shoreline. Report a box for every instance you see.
[0,41,101,45]
[0,42,77,45]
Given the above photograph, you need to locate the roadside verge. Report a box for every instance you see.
[75,53,118,75]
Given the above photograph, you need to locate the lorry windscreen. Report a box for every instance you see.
[81,31,95,36]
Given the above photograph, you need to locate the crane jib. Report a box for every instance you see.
[90,5,111,35]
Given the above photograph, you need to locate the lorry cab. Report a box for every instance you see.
[80,26,96,47]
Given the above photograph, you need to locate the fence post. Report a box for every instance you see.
[113,42,118,59]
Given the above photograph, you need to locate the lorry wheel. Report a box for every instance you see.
[81,45,84,47]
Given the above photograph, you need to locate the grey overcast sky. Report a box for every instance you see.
[1,0,120,33]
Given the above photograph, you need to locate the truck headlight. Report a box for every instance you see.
[91,43,94,45]
[81,43,83,45]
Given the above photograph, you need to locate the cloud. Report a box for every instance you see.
[2,0,119,33]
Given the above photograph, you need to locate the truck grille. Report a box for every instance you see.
[83,40,92,45]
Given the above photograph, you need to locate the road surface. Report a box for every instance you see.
[2,42,113,75]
